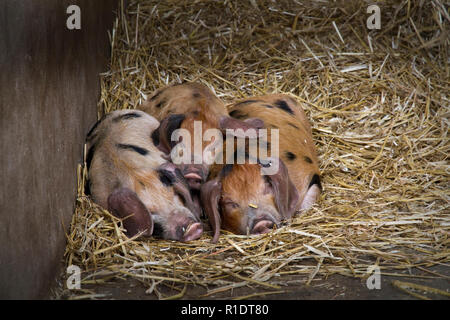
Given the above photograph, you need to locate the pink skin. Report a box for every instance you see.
[251,219,275,234]
[183,222,204,241]
[249,212,278,235]
[160,210,203,242]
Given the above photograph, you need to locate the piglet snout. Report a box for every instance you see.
[251,218,275,235]
[182,222,203,242]
[166,210,203,241]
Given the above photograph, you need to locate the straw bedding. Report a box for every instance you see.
[62,0,449,299]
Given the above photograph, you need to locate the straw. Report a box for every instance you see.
[58,0,449,300]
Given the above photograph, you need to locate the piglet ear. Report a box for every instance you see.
[265,158,300,219]
[200,178,222,243]
[152,114,186,154]
[107,187,153,238]
[219,116,264,139]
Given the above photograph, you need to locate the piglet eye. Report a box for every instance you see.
[223,200,239,209]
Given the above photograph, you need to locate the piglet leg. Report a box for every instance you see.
[107,187,153,238]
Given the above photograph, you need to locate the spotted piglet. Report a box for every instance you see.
[139,82,261,191]
[201,154,300,243]
[86,109,202,241]
[227,94,322,211]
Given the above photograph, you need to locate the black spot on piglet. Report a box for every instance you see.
[113,112,142,122]
[165,114,186,147]
[158,170,176,186]
[285,151,297,161]
[229,110,248,119]
[233,99,261,107]
[304,156,313,164]
[220,164,234,177]
[274,100,294,115]
[117,144,149,156]
[287,122,299,130]
[151,128,160,146]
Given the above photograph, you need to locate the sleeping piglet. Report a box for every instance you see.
[139,82,261,191]
[200,94,321,243]
[201,142,300,243]
[227,94,322,211]
[85,109,202,241]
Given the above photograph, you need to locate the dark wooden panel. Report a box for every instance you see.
[0,0,116,299]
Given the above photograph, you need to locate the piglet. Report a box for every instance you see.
[196,113,298,243]
[227,94,322,211]
[202,153,299,243]
[85,109,202,241]
[139,82,261,191]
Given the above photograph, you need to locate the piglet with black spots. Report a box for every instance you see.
[85,109,202,242]
[139,82,262,191]
[227,94,322,211]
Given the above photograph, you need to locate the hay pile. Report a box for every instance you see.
[63,0,449,299]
